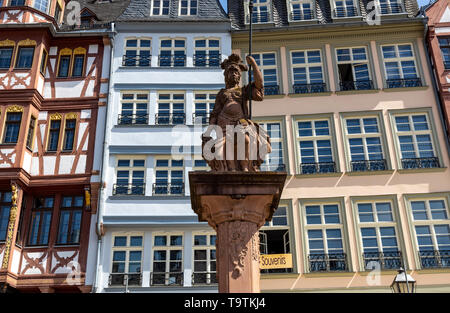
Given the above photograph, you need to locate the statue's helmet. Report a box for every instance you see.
[221,54,248,73]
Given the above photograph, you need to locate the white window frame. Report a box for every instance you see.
[154,156,185,195]
[33,0,50,13]
[193,38,221,67]
[123,37,152,67]
[110,233,144,286]
[380,43,419,83]
[244,0,272,24]
[159,38,186,67]
[335,46,372,87]
[192,232,217,285]
[332,0,360,18]
[251,51,279,93]
[256,120,285,171]
[114,156,146,195]
[193,91,217,124]
[288,0,315,21]
[290,49,325,89]
[151,232,184,286]
[150,0,170,15]
[119,91,149,125]
[179,0,198,16]
[156,91,185,125]
[376,0,404,15]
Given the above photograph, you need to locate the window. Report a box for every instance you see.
[58,55,71,78]
[33,0,49,13]
[0,191,12,242]
[40,49,47,75]
[28,197,53,246]
[289,0,314,21]
[54,3,62,23]
[119,92,148,125]
[194,38,220,67]
[193,92,216,124]
[333,0,357,17]
[114,158,146,195]
[377,0,403,14]
[356,201,402,270]
[71,54,84,77]
[336,47,373,90]
[343,116,387,172]
[151,234,184,286]
[10,0,25,5]
[381,44,421,88]
[0,47,13,69]
[260,205,292,273]
[110,234,143,286]
[258,121,285,171]
[47,118,61,151]
[154,158,184,195]
[409,198,450,268]
[123,38,151,67]
[63,118,76,151]
[295,118,336,174]
[393,113,440,169]
[15,46,34,69]
[252,52,279,95]
[192,156,209,170]
[291,49,325,93]
[304,202,348,272]
[192,233,217,285]
[179,0,197,15]
[57,196,83,245]
[156,92,185,125]
[151,0,170,15]
[3,111,22,144]
[438,38,450,70]
[246,0,271,24]
[159,38,186,67]
[26,116,36,150]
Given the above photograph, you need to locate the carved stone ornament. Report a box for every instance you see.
[0,39,15,47]
[1,183,18,269]
[17,39,37,46]
[6,105,24,113]
[50,113,62,120]
[66,112,78,120]
[229,221,249,278]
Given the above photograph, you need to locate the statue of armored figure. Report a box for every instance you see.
[202,54,271,172]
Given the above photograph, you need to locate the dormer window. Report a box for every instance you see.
[245,0,272,24]
[33,0,50,14]
[151,0,170,15]
[289,0,314,21]
[333,0,358,18]
[377,0,404,14]
[179,0,197,16]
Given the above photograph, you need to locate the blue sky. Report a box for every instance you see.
[219,0,227,12]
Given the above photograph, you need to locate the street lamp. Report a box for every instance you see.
[390,267,416,293]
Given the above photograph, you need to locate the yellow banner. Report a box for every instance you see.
[259,254,293,269]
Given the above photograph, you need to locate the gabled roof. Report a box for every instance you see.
[228,0,420,30]
[117,0,229,22]
[62,0,131,24]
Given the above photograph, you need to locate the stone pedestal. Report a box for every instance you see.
[189,172,286,293]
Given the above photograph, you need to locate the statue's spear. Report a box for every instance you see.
[248,0,253,120]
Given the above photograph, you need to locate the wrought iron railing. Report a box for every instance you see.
[419,250,450,269]
[193,54,221,67]
[362,251,403,270]
[340,80,374,91]
[386,78,422,88]
[150,272,184,286]
[245,12,272,24]
[264,85,280,96]
[152,183,185,196]
[192,112,210,124]
[158,54,186,67]
[192,271,217,285]
[351,159,387,172]
[401,157,440,169]
[155,113,186,125]
[293,83,327,94]
[300,162,336,174]
[333,7,358,18]
[118,114,149,125]
[289,11,314,21]
[308,253,348,272]
[113,184,145,196]
[122,55,151,67]
[108,273,142,286]
[260,163,286,172]
[379,3,404,14]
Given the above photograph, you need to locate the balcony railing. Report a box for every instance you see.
[118,114,149,125]
[113,184,145,196]
[386,78,422,88]
[362,251,403,270]
[109,273,142,286]
[155,113,186,125]
[340,80,374,91]
[122,55,151,67]
[260,163,286,172]
[264,85,280,96]
[419,250,450,269]
[351,159,387,172]
[152,183,185,196]
[192,271,217,285]
[333,7,357,18]
[293,83,327,94]
[192,112,210,125]
[300,162,336,175]
[246,12,271,24]
[158,54,186,67]
[290,11,314,21]
[193,54,221,67]
[379,4,404,14]
[401,157,440,169]
[308,253,348,272]
[150,272,184,286]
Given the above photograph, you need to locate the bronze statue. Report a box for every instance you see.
[202,54,271,172]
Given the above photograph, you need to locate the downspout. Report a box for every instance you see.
[92,21,116,293]
[421,16,450,156]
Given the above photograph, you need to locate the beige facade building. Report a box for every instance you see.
[229,0,450,292]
